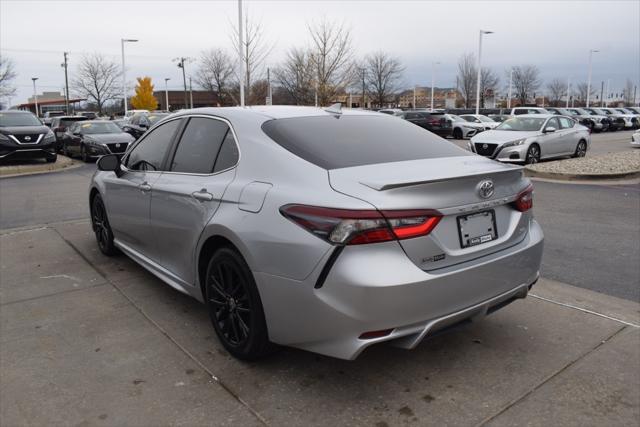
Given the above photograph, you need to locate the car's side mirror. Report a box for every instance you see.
[97,154,123,177]
[544,126,556,133]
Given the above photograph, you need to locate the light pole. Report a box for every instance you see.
[121,38,139,116]
[586,49,599,108]
[31,77,39,117]
[413,86,416,108]
[189,76,193,108]
[61,52,70,114]
[431,61,440,111]
[238,0,245,107]
[164,78,170,111]
[475,30,493,115]
[565,77,571,108]
[507,67,513,109]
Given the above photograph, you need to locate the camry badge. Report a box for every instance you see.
[477,179,494,199]
[24,136,31,141]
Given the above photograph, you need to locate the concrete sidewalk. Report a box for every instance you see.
[1,221,638,426]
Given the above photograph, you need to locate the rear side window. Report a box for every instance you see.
[170,117,229,174]
[261,115,467,170]
[558,117,574,129]
[213,131,240,172]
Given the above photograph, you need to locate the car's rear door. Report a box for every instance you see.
[557,116,579,154]
[539,117,564,157]
[103,117,183,257]
[149,115,239,285]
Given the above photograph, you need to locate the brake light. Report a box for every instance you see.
[512,184,533,212]
[280,205,442,245]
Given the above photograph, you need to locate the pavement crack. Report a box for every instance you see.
[0,282,109,307]
[475,325,629,426]
[51,227,270,426]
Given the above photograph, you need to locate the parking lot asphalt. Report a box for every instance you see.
[1,220,638,426]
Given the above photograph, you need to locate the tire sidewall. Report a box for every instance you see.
[525,144,540,164]
[91,194,116,256]
[205,247,270,360]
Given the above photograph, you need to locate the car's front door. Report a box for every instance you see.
[103,117,183,257]
[539,117,564,158]
[149,116,240,285]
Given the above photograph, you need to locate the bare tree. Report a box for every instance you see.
[480,67,499,108]
[274,47,315,105]
[308,18,354,106]
[623,79,634,106]
[230,11,273,103]
[72,53,121,114]
[457,53,475,108]
[512,65,541,105]
[364,51,404,108]
[575,82,595,105]
[0,56,17,98]
[195,48,236,106]
[546,78,566,107]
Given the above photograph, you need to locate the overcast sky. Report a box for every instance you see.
[1,0,639,105]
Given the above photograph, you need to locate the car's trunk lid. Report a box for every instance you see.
[328,156,530,270]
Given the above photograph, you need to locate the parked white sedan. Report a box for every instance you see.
[460,114,501,131]
[469,115,591,164]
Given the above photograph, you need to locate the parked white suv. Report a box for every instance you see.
[509,107,550,116]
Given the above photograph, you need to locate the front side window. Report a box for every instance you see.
[170,117,229,174]
[125,119,182,171]
[545,117,560,130]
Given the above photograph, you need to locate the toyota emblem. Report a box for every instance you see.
[477,179,495,199]
[115,143,121,148]
[24,135,31,141]
[482,143,488,149]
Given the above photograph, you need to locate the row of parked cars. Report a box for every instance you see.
[0,109,167,163]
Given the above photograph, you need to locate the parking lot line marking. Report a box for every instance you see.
[475,325,628,427]
[50,227,270,426]
[529,294,640,328]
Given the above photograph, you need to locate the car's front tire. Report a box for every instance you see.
[205,247,273,360]
[453,128,463,139]
[91,194,117,256]
[525,144,541,165]
[81,144,93,163]
[45,153,57,163]
[573,140,587,158]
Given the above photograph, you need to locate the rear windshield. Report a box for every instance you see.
[0,112,42,127]
[60,117,87,126]
[261,115,467,169]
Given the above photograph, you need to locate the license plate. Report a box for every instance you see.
[457,210,497,248]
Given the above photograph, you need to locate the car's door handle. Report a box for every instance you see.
[192,189,214,202]
[138,182,152,192]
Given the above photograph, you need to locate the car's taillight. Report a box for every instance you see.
[512,184,534,212]
[280,205,442,245]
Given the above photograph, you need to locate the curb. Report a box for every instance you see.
[524,167,640,181]
[0,156,83,178]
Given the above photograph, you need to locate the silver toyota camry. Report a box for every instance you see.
[90,106,544,360]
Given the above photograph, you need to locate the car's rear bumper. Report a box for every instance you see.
[256,219,544,360]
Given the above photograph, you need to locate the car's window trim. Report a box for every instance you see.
[161,114,241,177]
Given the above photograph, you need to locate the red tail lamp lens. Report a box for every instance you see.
[513,184,534,212]
[359,329,394,340]
[280,205,441,245]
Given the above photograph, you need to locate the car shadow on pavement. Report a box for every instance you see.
[39,220,637,427]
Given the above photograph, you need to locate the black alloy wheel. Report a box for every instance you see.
[91,194,117,256]
[453,128,463,139]
[525,144,541,165]
[205,247,273,360]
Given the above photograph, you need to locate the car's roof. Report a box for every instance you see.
[55,115,86,120]
[170,106,381,121]
[80,120,114,124]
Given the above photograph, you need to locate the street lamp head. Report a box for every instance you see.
[31,77,38,82]
[165,78,171,82]
[122,39,138,43]
[482,30,494,34]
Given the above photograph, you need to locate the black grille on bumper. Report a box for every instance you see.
[11,134,42,144]
[106,142,128,153]
[474,143,497,157]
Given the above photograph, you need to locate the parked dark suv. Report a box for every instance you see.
[50,116,88,151]
[402,111,453,137]
[0,111,57,163]
[123,112,170,139]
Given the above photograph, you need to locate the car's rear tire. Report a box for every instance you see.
[525,144,541,165]
[453,128,463,139]
[205,247,274,360]
[573,140,587,158]
[80,145,92,163]
[91,194,117,256]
